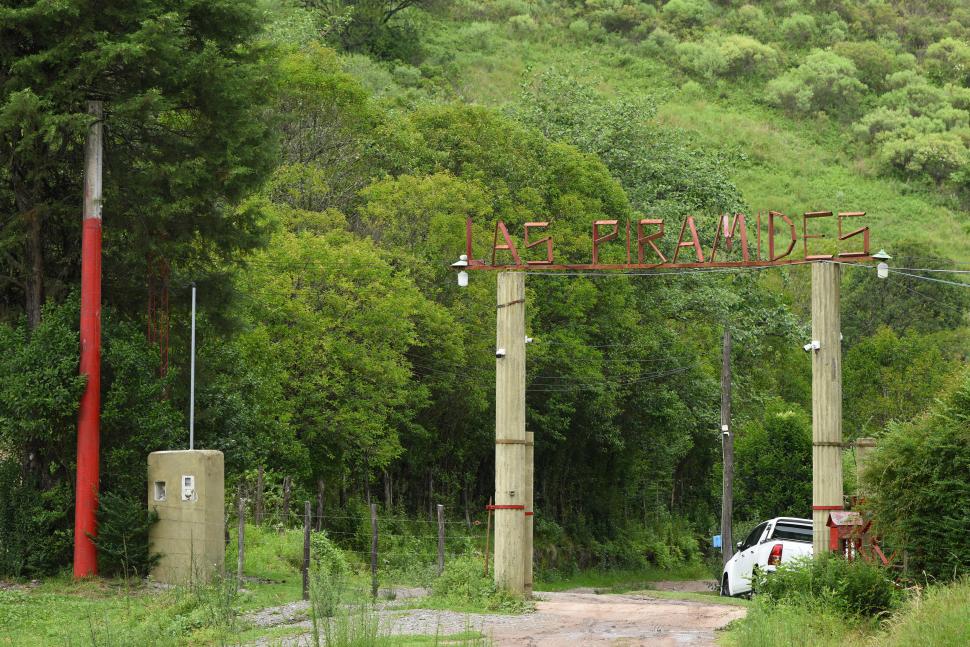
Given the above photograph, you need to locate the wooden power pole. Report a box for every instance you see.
[720,327,734,565]
[494,272,526,594]
[811,262,843,554]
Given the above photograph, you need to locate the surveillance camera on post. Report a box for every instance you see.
[803,340,821,353]
[496,347,507,358]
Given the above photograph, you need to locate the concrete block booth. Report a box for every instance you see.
[147,450,225,584]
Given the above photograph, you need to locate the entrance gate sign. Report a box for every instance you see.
[462,211,873,270]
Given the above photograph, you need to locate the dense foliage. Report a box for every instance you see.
[1,0,968,579]
[863,371,970,581]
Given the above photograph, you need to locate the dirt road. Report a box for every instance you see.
[259,585,746,646]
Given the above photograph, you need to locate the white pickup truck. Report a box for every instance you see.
[721,517,813,597]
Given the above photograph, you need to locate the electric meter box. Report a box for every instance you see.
[147,450,225,584]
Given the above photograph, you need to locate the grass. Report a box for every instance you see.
[721,578,970,647]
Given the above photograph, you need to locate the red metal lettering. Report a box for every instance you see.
[592,220,619,264]
[768,211,797,261]
[637,219,667,264]
[672,216,704,264]
[492,220,522,266]
[837,212,870,258]
[524,221,553,265]
[709,213,751,263]
[803,211,834,260]
[465,218,485,266]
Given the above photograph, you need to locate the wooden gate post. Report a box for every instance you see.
[811,262,844,554]
[494,272,526,594]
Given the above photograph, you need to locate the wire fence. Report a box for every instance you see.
[229,491,494,601]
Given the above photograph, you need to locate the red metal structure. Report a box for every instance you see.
[74,101,103,577]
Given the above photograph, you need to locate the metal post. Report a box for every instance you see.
[370,503,379,599]
[494,271,526,594]
[189,283,196,450]
[720,327,734,565]
[74,100,103,578]
[436,504,445,576]
[811,262,843,554]
[303,501,311,600]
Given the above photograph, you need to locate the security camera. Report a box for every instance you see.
[496,348,507,358]
[803,343,812,352]
[802,340,821,352]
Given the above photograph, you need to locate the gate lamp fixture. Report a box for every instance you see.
[452,254,469,287]
[872,249,891,279]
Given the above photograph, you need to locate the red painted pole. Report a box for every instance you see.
[74,100,103,578]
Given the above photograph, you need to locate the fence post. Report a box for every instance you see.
[254,466,265,525]
[370,503,379,599]
[282,475,292,527]
[236,495,245,587]
[303,501,311,601]
[436,504,445,576]
[316,479,325,531]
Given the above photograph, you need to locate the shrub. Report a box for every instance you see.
[925,37,970,86]
[719,34,779,78]
[725,5,768,38]
[878,132,969,184]
[95,491,161,579]
[309,531,349,617]
[675,41,725,80]
[832,40,898,92]
[863,371,970,581]
[755,556,900,619]
[431,554,529,612]
[661,0,713,30]
[779,13,817,46]
[508,13,538,33]
[0,458,72,577]
[766,49,867,118]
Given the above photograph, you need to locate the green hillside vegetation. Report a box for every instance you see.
[1,1,968,617]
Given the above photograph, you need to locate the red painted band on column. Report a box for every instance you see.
[524,511,534,516]
[74,216,102,577]
[486,504,525,510]
[812,505,843,511]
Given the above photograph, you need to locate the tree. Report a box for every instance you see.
[0,0,277,326]
[734,402,812,523]
[863,371,970,581]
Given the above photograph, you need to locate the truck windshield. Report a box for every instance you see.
[771,523,812,543]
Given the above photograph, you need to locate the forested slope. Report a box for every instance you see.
[1,0,968,577]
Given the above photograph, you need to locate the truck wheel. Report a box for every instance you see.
[720,574,730,597]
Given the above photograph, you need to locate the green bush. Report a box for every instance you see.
[779,13,817,46]
[832,41,899,92]
[878,131,968,184]
[755,556,900,619]
[430,553,528,612]
[925,37,970,86]
[766,49,867,118]
[310,532,349,618]
[0,458,72,577]
[94,491,160,579]
[863,371,970,581]
[661,0,713,30]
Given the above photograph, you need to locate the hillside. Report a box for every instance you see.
[336,0,970,262]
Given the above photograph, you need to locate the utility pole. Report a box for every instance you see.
[811,262,843,554]
[74,100,103,578]
[494,272,526,594]
[189,283,196,450]
[720,326,734,566]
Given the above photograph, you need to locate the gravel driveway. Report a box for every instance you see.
[252,583,745,646]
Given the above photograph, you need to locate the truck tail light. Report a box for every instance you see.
[768,543,783,566]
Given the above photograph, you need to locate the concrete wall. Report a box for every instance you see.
[147,450,224,584]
